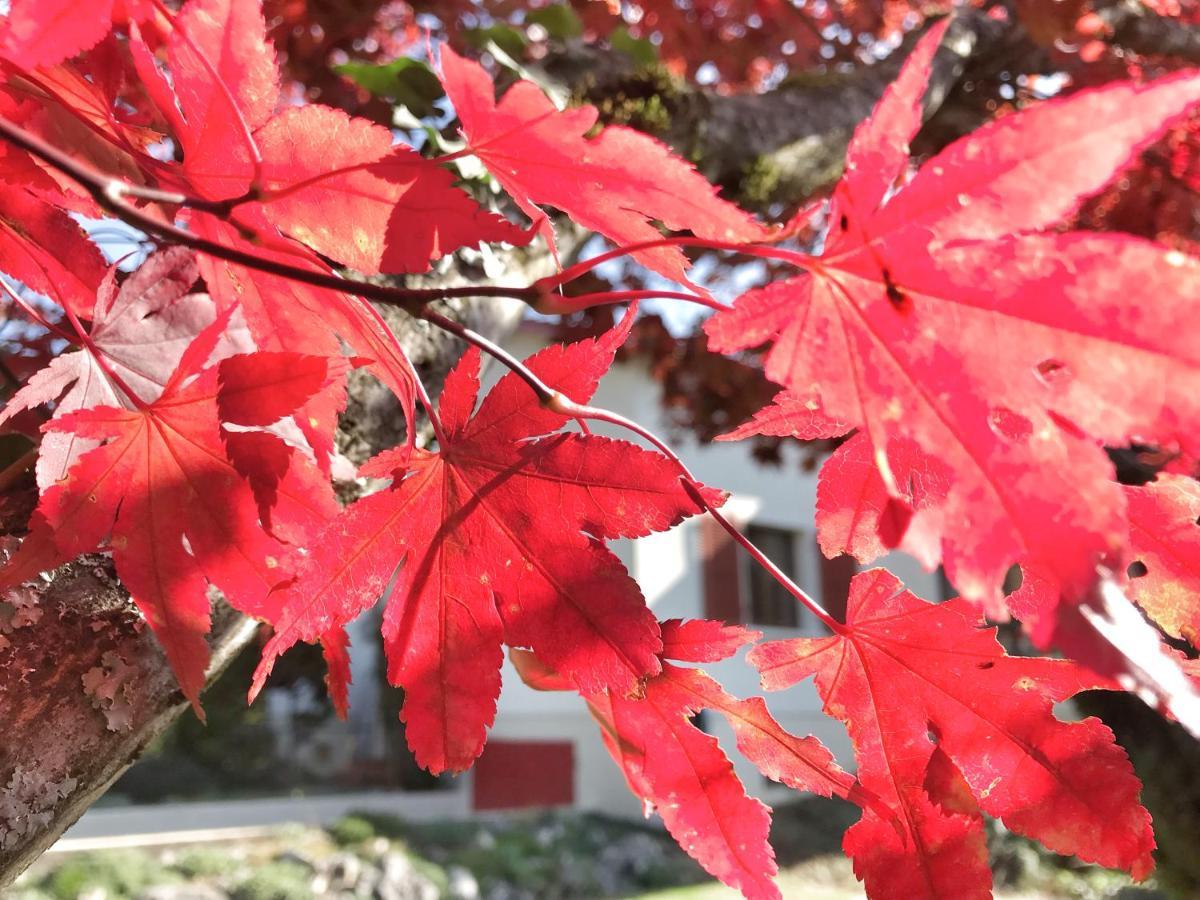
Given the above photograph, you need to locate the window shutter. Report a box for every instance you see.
[819,552,857,623]
[701,516,743,623]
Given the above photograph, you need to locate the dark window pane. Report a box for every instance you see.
[745,525,800,628]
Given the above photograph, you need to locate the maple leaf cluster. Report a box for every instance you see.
[1,3,1200,899]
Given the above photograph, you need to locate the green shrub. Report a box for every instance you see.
[229,861,314,900]
[340,810,414,842]
[408,856,451,896]
[45,850,178,899]
[327,814,376,846]
[172,846,236,878]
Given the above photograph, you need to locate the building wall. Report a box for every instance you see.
[479,327,943,817]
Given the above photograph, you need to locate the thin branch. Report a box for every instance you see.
[681,480,842,632]
[105,180,250,217]
[0,115,821,331]
[58,296,149,411]
[424,303,842,630]
[0,113,539,312]
[535,289,723,315]
[556,395,842,631]
[419,308,557,405]
[535,236,808,291]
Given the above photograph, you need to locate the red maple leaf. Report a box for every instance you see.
[187,208,422,450]
[5,8,1199,895]
[813,432,932,568]
[756,379,1200,733]
[144,0,528,275]
[585,666,780,899]
[251,105,533,274]
[658,617,763,662]
[708,21,1200,610]
[512,619,873,900]
[214,349,348,545]
[0,1,153,70]
[717,389,850,444]
[0,308,348,709]
[0,248,250,489]
[750,569,1154,898]
[437,43,768,286]
[85,0,526,448]
[0,55,162,210]
[167,0,281,201]
[0,186,107,318]
[1123,474,1200,648]
[250,311,721,772]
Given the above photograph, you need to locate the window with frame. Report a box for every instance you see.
[744,524,802,628]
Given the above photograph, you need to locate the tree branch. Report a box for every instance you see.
[547,11,1012,212]
[0,113,541,313]
[1095,0,1200,64]
[0,484,256,884]
[550,3,1200,213]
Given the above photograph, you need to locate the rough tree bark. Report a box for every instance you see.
[2,2,1198,884]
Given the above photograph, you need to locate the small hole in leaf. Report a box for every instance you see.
[839,214,849,230]
[977,661,995,670]
[1127,561,1149,578]
[1035,358,1070,385]
[1004,565,1024,594]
